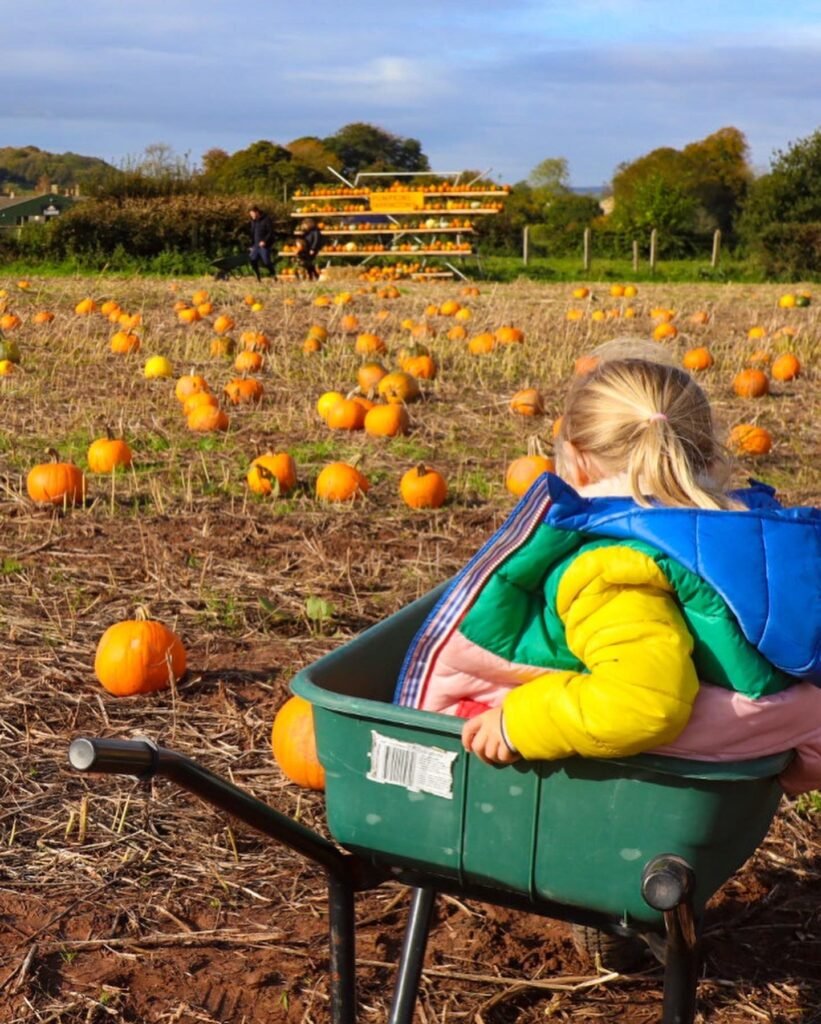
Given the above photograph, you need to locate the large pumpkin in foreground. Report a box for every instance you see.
[94,619,187,696]
[271,695,325,790]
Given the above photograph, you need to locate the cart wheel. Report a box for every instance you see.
[570,924,647,972]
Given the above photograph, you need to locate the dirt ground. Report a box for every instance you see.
[0,276,819,1023]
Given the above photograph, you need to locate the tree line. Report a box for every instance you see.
[2,122,820,275]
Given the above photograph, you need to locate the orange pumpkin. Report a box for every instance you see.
[315,462,369,501]
[509,388,545,417]
[0,313,22,331]
[241,331,270,352]
[467,332,496,355]
[213,314,235,335]
[682,347,713,372]
[400,465,448,509]
[400,353,437,380]
[732,369,769,398]
[355,332,386,355]
[191,289,210,306]
[505,455,555,497]
[447,324,468,342]
[224,377,264,405]
[364,403,410,437]
[771,353,801,382]
[183,391,220,418]
[74,298,97,316]
[186,404,229,432]
[728,424,773,455]
[357,361,388,392]
[177,307,201,324]
[210,336,236,358]
[652,322,678,342]
[26,459,86,506]
[271,695,325,790]
[110,331,141,354]
[235,350,263,373]
[377,371,421,405]
[33,310,55,325]
[326,398,367,431]
[87,434,133,473]
[495,326,525,345]
[247,452,297,496]
[94,618,186,697]
[175,374,210,402]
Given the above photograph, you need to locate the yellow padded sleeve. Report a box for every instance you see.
[502,545,699,761]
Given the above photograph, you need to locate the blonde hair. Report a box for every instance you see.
[558,358,740,510]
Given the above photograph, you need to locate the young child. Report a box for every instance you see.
[394,357,821,794]
[294,218,323,281]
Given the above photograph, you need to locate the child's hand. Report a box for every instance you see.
[461,707,520,765]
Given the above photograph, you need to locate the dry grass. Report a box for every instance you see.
[0,273,818,1023]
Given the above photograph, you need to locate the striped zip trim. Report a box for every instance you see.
[394,477,554,707]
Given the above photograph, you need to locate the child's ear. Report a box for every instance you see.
[559,441,589,488]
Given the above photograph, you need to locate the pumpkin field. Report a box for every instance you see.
[0,272,819,1024]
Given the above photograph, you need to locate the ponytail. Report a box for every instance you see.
[562,359,742,511]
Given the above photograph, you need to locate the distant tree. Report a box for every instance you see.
[202,148,230,177]
[740,127,821,238]
[0,144,113,193]
[473,181,544,252]
[681,127,752,232]
[86,143,199,201]
[323,123,429,179]
[285,137,343,188]
[204,140,295,195]
[528,157,570,199]
[539,192,602,253]
[132,143,192,179]
[611,128,752,237]
[616,173,698,237]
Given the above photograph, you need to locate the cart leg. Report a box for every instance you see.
[641,855,699,1024]
[388,887,437,1024]
[328,873,358,1024]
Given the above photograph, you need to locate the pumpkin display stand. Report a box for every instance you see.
[283,171,509,282]
[70,586,791,1024]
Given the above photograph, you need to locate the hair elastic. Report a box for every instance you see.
[648,412,668,422]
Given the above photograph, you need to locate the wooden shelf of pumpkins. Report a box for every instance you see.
[288,185,507,277]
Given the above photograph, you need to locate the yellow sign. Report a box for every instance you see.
[369,191,425,213]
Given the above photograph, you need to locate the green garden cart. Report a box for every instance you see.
[69,586,790,1024]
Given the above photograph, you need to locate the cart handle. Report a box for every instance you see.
[68,736,379,890]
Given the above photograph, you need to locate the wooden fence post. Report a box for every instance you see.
[632,240,639,272]
[523,226,529,266]
[711,229,722,267]
[649,229,657,272]
[583,228,591,271]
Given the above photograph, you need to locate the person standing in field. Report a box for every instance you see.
[295,218,324,281]
[248,206,276,280]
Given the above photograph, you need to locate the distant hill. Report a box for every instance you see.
[0,145,114,193]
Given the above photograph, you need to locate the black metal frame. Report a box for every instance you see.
[68,737,700,1024]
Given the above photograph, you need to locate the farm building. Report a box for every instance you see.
[0,192,75,227]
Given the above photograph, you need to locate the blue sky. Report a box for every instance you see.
[2,1,820,187]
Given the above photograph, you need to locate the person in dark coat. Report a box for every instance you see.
[248,206,276,280]
[295,218,324,281]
